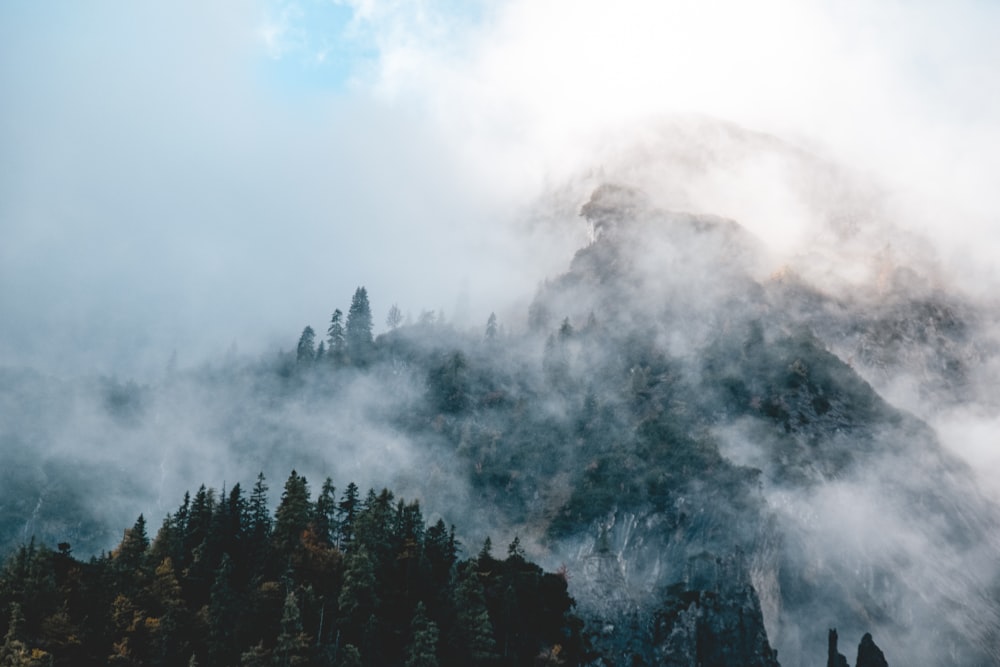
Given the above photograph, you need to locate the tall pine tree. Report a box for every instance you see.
[345,287,374,364]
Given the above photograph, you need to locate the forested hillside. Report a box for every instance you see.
[0,472,582,666]
[2,182,998,665]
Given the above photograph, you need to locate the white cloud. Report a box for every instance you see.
[2,0,999,377]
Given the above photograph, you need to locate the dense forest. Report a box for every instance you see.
[0,471,583,666]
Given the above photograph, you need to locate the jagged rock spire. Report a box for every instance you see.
[856,632,888,667]
[828,628,849,667]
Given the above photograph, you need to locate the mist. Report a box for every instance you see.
[3,1,1000,666]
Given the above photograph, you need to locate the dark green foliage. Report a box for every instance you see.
[296,327,316,366]
[427,351,469,414]
[273,471,311,556]
[273,592,310,667]
[313,479,337,546]
[404,602,438,667]
[327,310,346,364]
[346,287,374,363]
[0,475,580,665]
[448,564,497,666]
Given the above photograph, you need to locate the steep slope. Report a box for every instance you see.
[4,173,1000,664]
[523,184,1000,665]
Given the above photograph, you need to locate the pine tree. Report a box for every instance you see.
[451,565,497,666]
[336,644,361,667]
[273,592,310,667]
[116,514,149,570]
[296,326,316,366]
[0,602,52,667]
[313,478,337,545]
[345,287,374,363]
[485,313,498,341]
[336,483,359,551]
[404,602,438,667]
[338,550,377,645]
[148,558,187,665]
[239,641,270,667]
[248,474,271,540]
[326,310,346,364]
[273,471,311,555]
[247,473,272,574]
[207,554,239,667]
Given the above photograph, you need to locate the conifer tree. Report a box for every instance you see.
[345,287,374,362]
[313,478,337,546]
[0,602,52,667]
[336,644,361,667]
[338,550,377,645]
[404,602,438,667]
[485,313,498,341]
[248,473,272,541]
[273,592,310,667]
[326,310,346,363]
[336,483,359,551]
[207,554,239,667]
[296,326,316,365]
[148,558,186,665]
[451,564,497,666]
[274,471,311,555]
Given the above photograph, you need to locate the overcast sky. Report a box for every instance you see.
[2,0,998,378]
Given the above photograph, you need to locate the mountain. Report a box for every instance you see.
[3,126,1000,664]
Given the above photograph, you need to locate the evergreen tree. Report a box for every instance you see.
[315,341,326,364]
[296,327,316,366]
[147,558,187,666]
[485,313,498,341]
[1,601,52,667]
[345,287,374,362]
[326,310,345,363]
[247,473,272,573]
[239,641,270,667]
[336,483,359,551]
[183,486,215,558]
[207,554,239,667]
[336,644,361,667]
[273,471,311,555]
[115,514,149,572]
[248,474,271,541]
[313,478,337,546]
[404,602,438,667]
[337,551,377,646]
[451,564,497,666]
[273,592,310,667]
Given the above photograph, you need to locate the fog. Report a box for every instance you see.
[4,0,999,377]
[4,1,1000,665]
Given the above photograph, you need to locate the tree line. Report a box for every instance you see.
[0,471,583,666]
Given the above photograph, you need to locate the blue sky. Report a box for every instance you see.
[1,0,998,377]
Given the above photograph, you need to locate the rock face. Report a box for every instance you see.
[828,629,849,667]
[650,585,780,667]
[571,508,781,666]
[536,183,1000,665]
[855,633,888,667]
